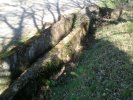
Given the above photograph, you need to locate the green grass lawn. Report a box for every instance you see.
[47,19,133,100]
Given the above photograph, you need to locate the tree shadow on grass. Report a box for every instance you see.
[49,37,133,100]
[47,8,133,99]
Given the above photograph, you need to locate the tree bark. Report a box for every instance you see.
[0,14,80,95]
[0,14,76,80]
[0,20,89,100]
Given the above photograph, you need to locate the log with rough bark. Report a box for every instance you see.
[0,14,75,77]
[0,19,89,100]
[0,13,79,94]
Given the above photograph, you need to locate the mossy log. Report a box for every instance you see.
[0,13,80,94]
[0,14,75,77]
[0,19,89,100]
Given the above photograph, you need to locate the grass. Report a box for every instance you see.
[97,0,116,8]
[47,18,133,100]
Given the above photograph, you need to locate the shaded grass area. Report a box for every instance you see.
[47,21,133,100]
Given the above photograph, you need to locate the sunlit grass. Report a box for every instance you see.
[97,0,116,8]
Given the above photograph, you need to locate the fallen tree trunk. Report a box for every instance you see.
[0,14,79,94]
[0,14,76,78]
[0,20,89,100]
